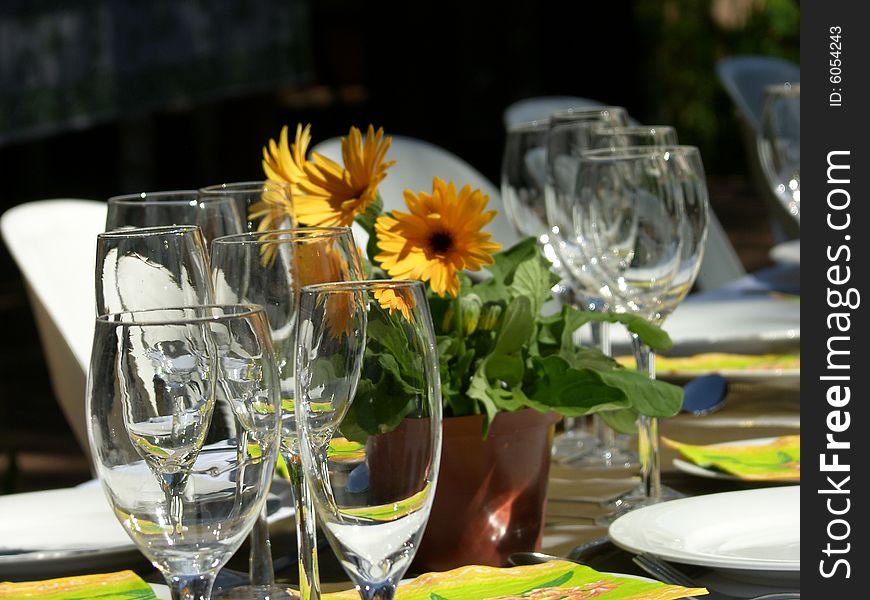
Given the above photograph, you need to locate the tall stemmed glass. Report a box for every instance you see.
[87,305,282,600]
[295,280,442,600]
[106,190,244,243]
[200,181,295,232]
[589,125,678,150]
[553,145,708,511]
[211,228,364,600]
[543,106,629,463]
[758,83,800,221]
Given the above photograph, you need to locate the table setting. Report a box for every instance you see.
[0,106,799,600]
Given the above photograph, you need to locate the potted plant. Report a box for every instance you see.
[253,124,682,570]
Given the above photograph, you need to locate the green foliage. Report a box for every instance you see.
[344,236,684,440]
[635,0,800,174]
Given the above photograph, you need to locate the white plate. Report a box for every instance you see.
[0,481,294,579]
[769,240,800,265]
[0,486,142,578]
[672,437,799,483]
[609,295,800,356]
[609,487,799,580]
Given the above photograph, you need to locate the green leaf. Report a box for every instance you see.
[471,237,539,304]
[493,296,534,355]
[597,369,683,418]
[467,367,499,436]
[508,253,560,317]
[525,356,630,416]
[559,306,673,353]
[484,354,525,388]
[599,408,640,435]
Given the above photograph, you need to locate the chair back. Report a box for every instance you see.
[716,55,800,133]
[1,199,107,459]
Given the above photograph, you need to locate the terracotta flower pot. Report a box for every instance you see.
[412,408,559,572]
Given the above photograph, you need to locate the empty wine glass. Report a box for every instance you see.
[758,83,800,220]
[95,225,213,315]
[552,145,708,514]
[87,305,282,600]
[199,181,295,232]
[589,125,678,150]
[211,227,364,600]
[106,190,244,244]
[295,280,442,600]
[544,106,629,463]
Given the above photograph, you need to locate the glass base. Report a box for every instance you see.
[566,446,638,469]
[595,484,684,526]
[214,584,299,600]
[551,429,598,463]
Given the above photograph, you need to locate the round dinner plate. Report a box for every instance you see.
[608,486,800,579]
[0,486,141,579]
[672,437,800,483]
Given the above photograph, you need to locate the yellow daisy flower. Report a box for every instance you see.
[296,125,395,227]
[374,178,503,297]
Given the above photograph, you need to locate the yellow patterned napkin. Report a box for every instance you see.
[324,561,706,599]
[617,353,800,375]
[664,435,800,481]
[0,570,156,599]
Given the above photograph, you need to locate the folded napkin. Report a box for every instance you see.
[323,561,706,599]
[664,435,800,480]
[618,353,800,374]
[0,570,156,599]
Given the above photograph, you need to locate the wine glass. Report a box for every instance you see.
[543,106,629,463]
[568,124,679,467]
[294,280,442,600]
[758,83,800,220]
[199,181,295,232]
[211,227,364,600]
[95,225,213,315]
[106,190,244,244]
[87,305,282,600]
[552,145,708,514]
[588,125,678,150]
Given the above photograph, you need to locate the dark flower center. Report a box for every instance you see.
[429,231,454,254]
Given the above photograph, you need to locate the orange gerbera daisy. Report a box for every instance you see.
[374,178,502,297]
[295,125,395,227]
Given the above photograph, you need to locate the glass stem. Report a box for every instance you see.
[248,505,276,586]
[359,582,397,600]
[289,454,321,600]
[166,573,216,600]
[590,320,612,448]
[631,334,661,501]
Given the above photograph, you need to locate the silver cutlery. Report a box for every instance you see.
[632,553,799,600]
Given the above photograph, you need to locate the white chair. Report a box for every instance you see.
[311,135,521,254]
[1,199,107,461]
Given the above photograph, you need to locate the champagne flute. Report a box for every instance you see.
[543,106,629,463]
[295,280,442,600]
[211,228,364,600]
[106,190,244,244]
[758,83,800,220]
[553,145,708,513]
[87,305,282,600]
[199,181,295,232]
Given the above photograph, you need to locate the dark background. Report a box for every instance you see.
[0,0,799,491]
